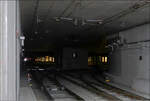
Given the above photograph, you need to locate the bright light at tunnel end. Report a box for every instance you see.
[24,58,28,62]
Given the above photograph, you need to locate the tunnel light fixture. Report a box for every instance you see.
[20,36,25,46]
[72,52,78,59]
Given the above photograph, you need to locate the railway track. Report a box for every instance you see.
[31,70,148,101]
[32,71,84,101]
[91,74,148,101]
[47,75,85,101]
[58,74,121,101]
[64,72,148,101]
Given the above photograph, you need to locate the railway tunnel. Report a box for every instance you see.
[0,0,150,101]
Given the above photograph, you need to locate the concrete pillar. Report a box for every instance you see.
[16,1,21,101]
[0,1,17,101]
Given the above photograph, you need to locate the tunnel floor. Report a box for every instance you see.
[19,72,37,101]
[19,68,148,101]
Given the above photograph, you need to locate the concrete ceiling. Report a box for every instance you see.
[20,0,150,51]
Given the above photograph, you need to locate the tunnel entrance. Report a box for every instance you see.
[0,0,150,101]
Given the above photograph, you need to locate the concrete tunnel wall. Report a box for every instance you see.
[106,24,150,98]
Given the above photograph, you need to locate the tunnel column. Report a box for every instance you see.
[0,1,18,101]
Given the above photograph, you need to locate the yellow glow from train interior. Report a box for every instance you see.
[41,57,45,62]
[49,57,52,62]
[88,57,91,62]
[34,56,55,63]
[101,56,107,63]
[102,57,105,63]
[45,56,49,62]
[52,57,55,62]
[35,58,38,62]
[105,57,107,63]
[88,57,92,65]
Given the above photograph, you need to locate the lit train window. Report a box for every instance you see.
[88,57,91,62]
[101,56,107,63]
[35,56,55,63]
[45,56,49,62]
[49,57,52,62]
[105,57,107,63]
[102,57,105,63]
[41,57,45,62]
[88,57,92,65]
[72,52,78,59]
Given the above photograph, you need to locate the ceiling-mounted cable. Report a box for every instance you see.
[59,0,76,17]
[81,0,150,33]
[101,0,150,25]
